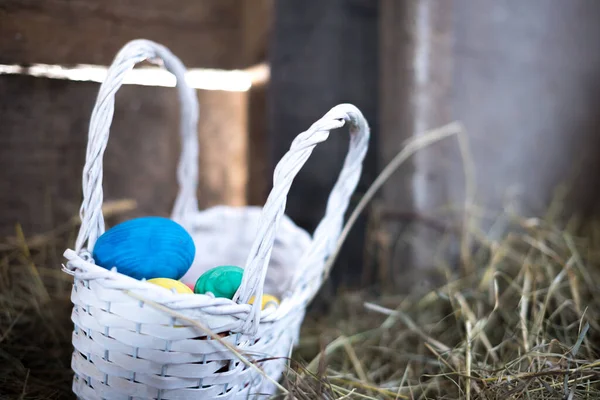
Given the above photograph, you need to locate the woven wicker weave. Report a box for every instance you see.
[63,39,370,399]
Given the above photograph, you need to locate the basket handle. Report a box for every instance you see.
[234,103,369,334]
[74,39,199,255]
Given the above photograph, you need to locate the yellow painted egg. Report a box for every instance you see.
[148,278,193,294]
[249,294,280,310]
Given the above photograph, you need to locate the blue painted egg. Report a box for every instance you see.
[92,216,196,281]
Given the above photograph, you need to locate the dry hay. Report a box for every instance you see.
[282,212,600,399]
[0,225,77,399]
[0,201,136,399]
[276,123,600,399]
[1,127,600,399]
[3,205,600,400]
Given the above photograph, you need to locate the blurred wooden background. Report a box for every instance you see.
[2,0,600,295]
[0,0,272,232]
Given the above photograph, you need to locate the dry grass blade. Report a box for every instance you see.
[465,320,472,400]
[363,302,453,355]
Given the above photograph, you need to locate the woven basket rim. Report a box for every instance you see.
[64,204,315,325]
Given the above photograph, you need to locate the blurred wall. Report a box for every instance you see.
[269,0,600,293]
[379,0,600,290]
[3,0,600,295]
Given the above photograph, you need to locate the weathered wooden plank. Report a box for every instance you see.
[0,75,248,237]
[246,82,269,206]
[242,0,272,206]
[377,0,416,291]
[241,0,273,67]
[196,89,248,209]
[452,0,600,220]
[0,0,244,68]
[378,0,455,293]
[269,0,379,291]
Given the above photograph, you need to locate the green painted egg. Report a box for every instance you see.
[194,265,244,299]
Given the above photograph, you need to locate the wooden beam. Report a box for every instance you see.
[242,0,273,67]
[268,0,379,291]
[196,89,248,209]
[246,82,269,206]
[379,0,455,292]
[0,0,275,238]
[0,0,245,68]
[0,76,248,237]
[452,0,600,220]
[242,0,273,206]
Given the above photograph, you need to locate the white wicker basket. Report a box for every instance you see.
[62,39,369,400]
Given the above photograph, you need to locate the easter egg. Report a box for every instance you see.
[92,216,196,281]
[249,294,280,310]
[194,265,244,299]
[148,278,193,294]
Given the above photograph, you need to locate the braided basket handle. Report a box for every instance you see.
[234,103,369,334]
[74,39,200,255]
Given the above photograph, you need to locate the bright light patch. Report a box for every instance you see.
[0,63,269,92]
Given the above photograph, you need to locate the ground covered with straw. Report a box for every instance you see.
[286,213,600,399]
[1,210,600,399]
